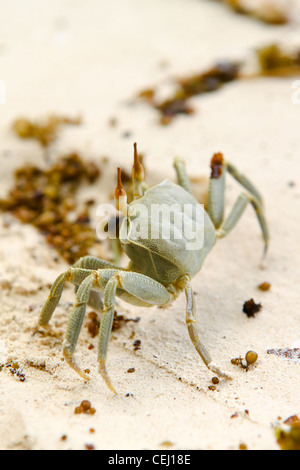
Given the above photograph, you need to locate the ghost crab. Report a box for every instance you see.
[38,144,269,393]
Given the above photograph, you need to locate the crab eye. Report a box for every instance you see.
[114,167,128,216]
[132,142,144,182]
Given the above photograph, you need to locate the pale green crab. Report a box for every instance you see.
[38,144,269,393]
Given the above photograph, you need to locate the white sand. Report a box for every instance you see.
[0,0,300,450]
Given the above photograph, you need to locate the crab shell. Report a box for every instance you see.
[119,180,216,284]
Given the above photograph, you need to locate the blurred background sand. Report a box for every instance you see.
[0,0,300,450]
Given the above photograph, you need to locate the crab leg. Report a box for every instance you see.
[97,274,119,393]
[216,192,269,253]
[63,273,97,380]
[61,268,122,381]
[38,267,94,327]
[47,267,170,392]
[95,270,171,393]
[74,256,123,312]
[185,283,231,380]
[173,157,192,193]
[38,256,122,330]
[74,255,120,271]
[226,161,263,204]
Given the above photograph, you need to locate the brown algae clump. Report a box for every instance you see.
[12,115,81,147]
[257,44,300,76]
[138,44,300,124]
[0,153,100,264]
[275,415,300,450]
[139,61,240,124]
[216,0,288,25]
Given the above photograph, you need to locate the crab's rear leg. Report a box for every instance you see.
[185,283,231,380]
[226,161,263,204]
[216,192,269,253]
[173,158,192,193]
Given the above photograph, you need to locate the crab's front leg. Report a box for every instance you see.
[73,256,124,312]
[96,271,171,393]
[38,267,94,329]
[63,272,97,380]
[97,273,119,393]
[59,268,170,393]
[38,256,121,329]
[185,283,231,380]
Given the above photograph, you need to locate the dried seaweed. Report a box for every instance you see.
[0,153,101,264]
[256,43,300,76]
[214,0,289,25]
[138,44,300,124]
[139,60,240,125]
[275,415,300,450]
[12,115,81,147]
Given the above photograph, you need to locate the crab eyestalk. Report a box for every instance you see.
[132,142,144,181]
[132,142,145,199]
[114,167,128,217]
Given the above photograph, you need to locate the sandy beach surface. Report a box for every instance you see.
[0,0,300,450]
